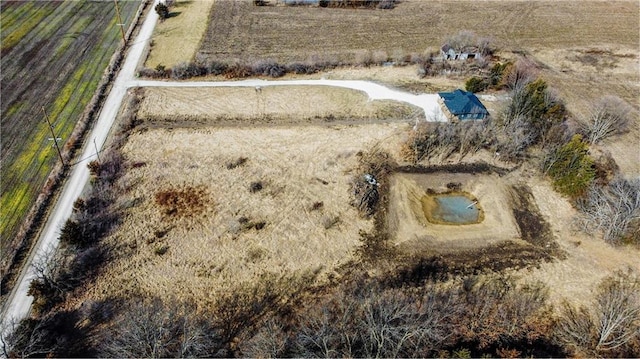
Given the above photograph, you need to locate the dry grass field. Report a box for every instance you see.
[521,176,640,308]
[81,123,407,306]
[527,47,640,176]
[198,0,638,64]
[138,85,422,125]
[144,0,215,68]
[81,82,639,312]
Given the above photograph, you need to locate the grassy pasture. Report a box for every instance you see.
[197,0,639,64]
[0,0,140,252]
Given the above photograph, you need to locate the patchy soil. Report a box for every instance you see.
[388,170,522,254]
[510,185,558,252]
[387,241,556,287]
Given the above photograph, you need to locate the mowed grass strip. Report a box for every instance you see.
[138,86,422,126]
[198,0,638,63]
[145,0,216,68]
[0,0,141,251]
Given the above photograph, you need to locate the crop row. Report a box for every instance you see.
[0,0,140,251]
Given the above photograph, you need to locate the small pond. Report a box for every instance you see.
[421,192,483,225]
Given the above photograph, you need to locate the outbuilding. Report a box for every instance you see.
[438,89,489,121]
[440,44,481,61]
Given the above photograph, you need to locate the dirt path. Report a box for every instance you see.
[130,79,444,120]
[0,2,446,340]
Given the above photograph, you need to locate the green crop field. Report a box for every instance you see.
[0,0,141,253]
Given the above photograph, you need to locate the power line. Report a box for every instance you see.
[113,0,126,44]
[42,107,65,166]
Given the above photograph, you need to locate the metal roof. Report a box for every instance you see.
[438,89,488,120]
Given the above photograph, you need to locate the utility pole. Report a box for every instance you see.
[113,0,126,44]
[42,107,65,166]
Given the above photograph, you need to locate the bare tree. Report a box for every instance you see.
[445,30,477,52]
[582,96,633,144]
[555,269,640,356]
[594,269,640,352]
[360,288,457,358]
[502,58,539,90]
[241,319,287,358]
[99,298,220,358]
[576,177,640,244]
[554,302,595,354]
[27,246,76,312]
[497,115,536,161]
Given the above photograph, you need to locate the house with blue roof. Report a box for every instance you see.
[437,89,489,121]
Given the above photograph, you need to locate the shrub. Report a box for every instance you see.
[286,62,317,75]
[172,62,205,79]
[465,76,488,93]
[59,219,83,246]
[489,62,511,88]
[555,270,640,357]
[400,121,494,163]
[225,62,253,79]
[350,150,394,217]
[377,0,395,9]
[226,156,248,169]
[581,95,633,144]
[205,60,228,75]
[155,2,169,19]
[249,181,263,193]
[252,60,286,78]
[545,135,595,198]
[576,178,640,244]
[499,78,566,155]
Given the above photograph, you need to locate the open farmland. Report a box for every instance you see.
[198,0,639,64]
[0,0,141,254]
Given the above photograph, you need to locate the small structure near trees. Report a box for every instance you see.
[440,44,481,61]
[438,89,489,121]
[441,30,493,60]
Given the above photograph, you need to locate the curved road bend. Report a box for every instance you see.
[1,1,445,342]
[130,79,444,119]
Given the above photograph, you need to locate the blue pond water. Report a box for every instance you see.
[432,195,480,224]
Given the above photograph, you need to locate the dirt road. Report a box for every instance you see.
[0,0,160,340]
[1,3,444,341]
[130,79,443,120]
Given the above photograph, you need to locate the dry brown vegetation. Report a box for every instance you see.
[198,1,638,64]
[527,47,639,176]
[8,1,640,356]
[138,86,422,126]
[79,103,410,307]
[144,0,215,68]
